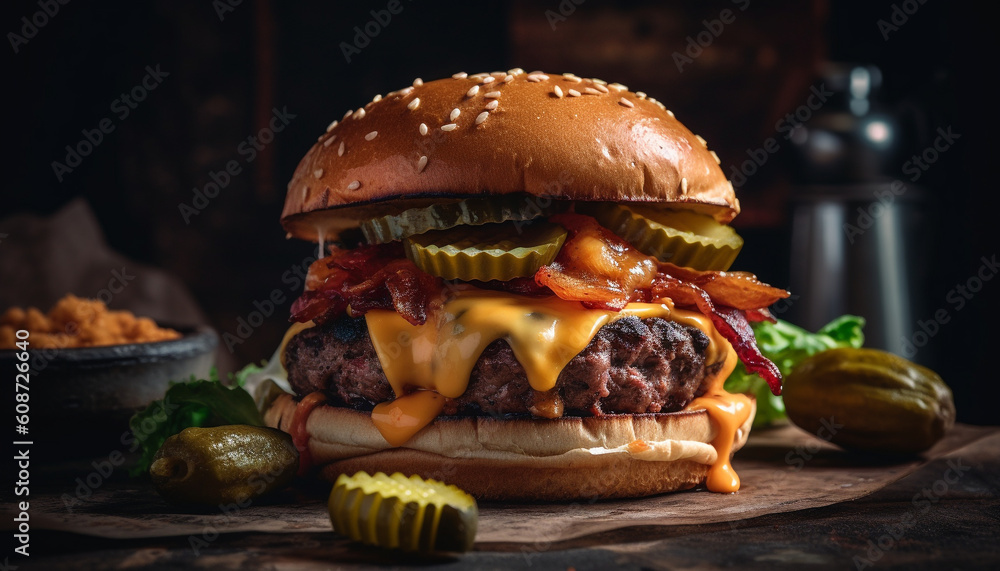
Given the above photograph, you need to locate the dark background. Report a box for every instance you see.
[2,0,996,423]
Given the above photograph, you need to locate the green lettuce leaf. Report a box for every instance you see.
[724,315,865,427]
[127,363,265,476]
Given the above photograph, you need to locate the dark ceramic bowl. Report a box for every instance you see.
[1,325,217,461]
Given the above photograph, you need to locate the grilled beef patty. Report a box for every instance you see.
[284,315,715,417]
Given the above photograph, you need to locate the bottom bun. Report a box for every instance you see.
[265,394,755,501]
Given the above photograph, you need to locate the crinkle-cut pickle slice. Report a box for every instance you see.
[360,195,557,244]
[580,203,744,271]
[404,222,567,281]
[328,471,478,553]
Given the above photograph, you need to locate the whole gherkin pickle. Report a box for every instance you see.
[783,347,956,454]
[328,471,478,553]
[149,425,298,505]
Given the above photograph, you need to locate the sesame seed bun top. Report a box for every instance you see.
[282,70,739,242]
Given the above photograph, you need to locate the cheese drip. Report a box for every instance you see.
[365,290,720,398]
[363,289,738,451]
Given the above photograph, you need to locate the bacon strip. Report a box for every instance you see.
[291,243,442,326]
[535,213,657,310]
[657,262,789,310]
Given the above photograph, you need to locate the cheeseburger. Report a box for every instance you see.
[263,70,787,501]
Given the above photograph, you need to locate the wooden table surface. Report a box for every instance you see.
[8,425,999,570]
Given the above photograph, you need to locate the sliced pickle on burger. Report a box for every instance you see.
[361,195,558,244]
[328,471,478,553]
[404,221,567,281]
[580,203,743,271]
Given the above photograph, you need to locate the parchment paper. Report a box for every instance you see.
[11,424,996,544]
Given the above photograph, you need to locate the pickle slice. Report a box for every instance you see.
[328,471,478,553]
[361,195,558,244]
[580,203,743,270]
[404,222,567,281]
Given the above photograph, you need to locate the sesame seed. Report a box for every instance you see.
[365,131,378,141]
[407,97,421,110]
[285,232,293,239]
[695,135,708,146]
[593,83,610,94]
[618,97,634,108]
[503,74,514,83]
[398,86,415,96]
[347,180,361,191]
[648,97,657,104]
[317,134,325,142]
[636,91,647,99]
[526,76,542,83]
[417,155,428,173]
[467,85,480,97]
[563,73,582,83]
[553,85,564,98]
[323,135,337,147]
[450,108,461,121]
[353,107,366,119]
[508,67,525,75]
[485,99,499,110]
[484,91,501,98]
[338,141,345,156]
[301,188,307,200]
[470,73,488,80]
[313,169,324,179]
[419,123,428,136]
[491,71,505,77]
[475,111,489,125]
[481,76,496,84]
[583,87,601,95]
[326,120,338,132]
[568,88,581,97]
[591,78,608,85]
[453,71,468,79]
[413,77,423,87]
[609,83,628,91]
[666,109,675,118]
[372,94,382,103]
[343,109,353,119]
[681,178,689,194]
[441,123,458,131]
[710,150,721,164]
[532,73,550,80]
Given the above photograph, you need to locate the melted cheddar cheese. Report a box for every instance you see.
[362,289,749,491]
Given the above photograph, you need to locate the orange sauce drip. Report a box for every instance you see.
[289,391,327,474]
[371,390,446,446]
[686,348,751,492]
